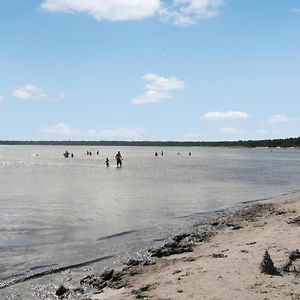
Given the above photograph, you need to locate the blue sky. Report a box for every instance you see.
[0,0,300,141]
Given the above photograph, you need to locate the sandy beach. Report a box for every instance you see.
[70,194,300,300]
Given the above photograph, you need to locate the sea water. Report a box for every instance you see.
[1,145,300,299]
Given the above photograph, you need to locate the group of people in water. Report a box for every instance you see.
[62,149,192,167]
[86,150,99,156]
[155,151,192,156]
[103,151,123,168]
[154,150,164,156]
[63,150,73,158]
[63,149,123,168]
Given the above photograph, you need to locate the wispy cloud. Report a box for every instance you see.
[41,123,80,136]
[13,84,46,100]
[41,0,160,21]
[45,91,67,102]
[131,73,185,105]
[86,127,146,139]
[160,0,224,26]
[40,0,223,25]
[267,114,294,123]
[291,8,300,14]
[57,91,67,99]
[203,111,249,121]
[41,124,146,139]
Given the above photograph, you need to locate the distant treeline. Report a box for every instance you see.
[0,137,300,148]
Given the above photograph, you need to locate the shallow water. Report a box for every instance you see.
[1,145,300,298]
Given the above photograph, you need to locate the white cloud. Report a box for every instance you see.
[219,127,243,134]
[267,114,293,123]
[131,73,185,105]
[160,0,224,26]
[41,0,160,21]
[203,111,249,121]
[86,127,146,139]
[41,123,80,136]
[40,0,223,25]
[13,84,46,100]
[40,124,146,139]
[0,95,3,102]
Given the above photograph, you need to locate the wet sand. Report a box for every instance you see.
[78,194,300,300]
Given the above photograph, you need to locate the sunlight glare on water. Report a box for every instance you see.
[1,145,300,298]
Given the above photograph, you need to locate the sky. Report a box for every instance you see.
[0,0,300,141]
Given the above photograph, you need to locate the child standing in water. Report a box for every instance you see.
[105,158,110,167]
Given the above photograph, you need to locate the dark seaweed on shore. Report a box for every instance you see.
[0,255,114,290]
[0,202,281,300]
[70,203,276,298]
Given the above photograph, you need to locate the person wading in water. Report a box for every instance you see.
[115,151,123,167]
[105,158,110,167]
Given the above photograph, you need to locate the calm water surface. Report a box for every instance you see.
[0,145,300,298]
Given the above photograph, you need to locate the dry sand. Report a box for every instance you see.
[89,195,300,300]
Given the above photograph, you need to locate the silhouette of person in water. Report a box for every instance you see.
[105,158,110,167]
[161,150,164,156]
[189,152,192,156]
[155,152,158,156]
[63,150,69,158]
[115,151,123,167]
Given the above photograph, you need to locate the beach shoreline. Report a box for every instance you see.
[2,193,300,299]
[64,193,300,300]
